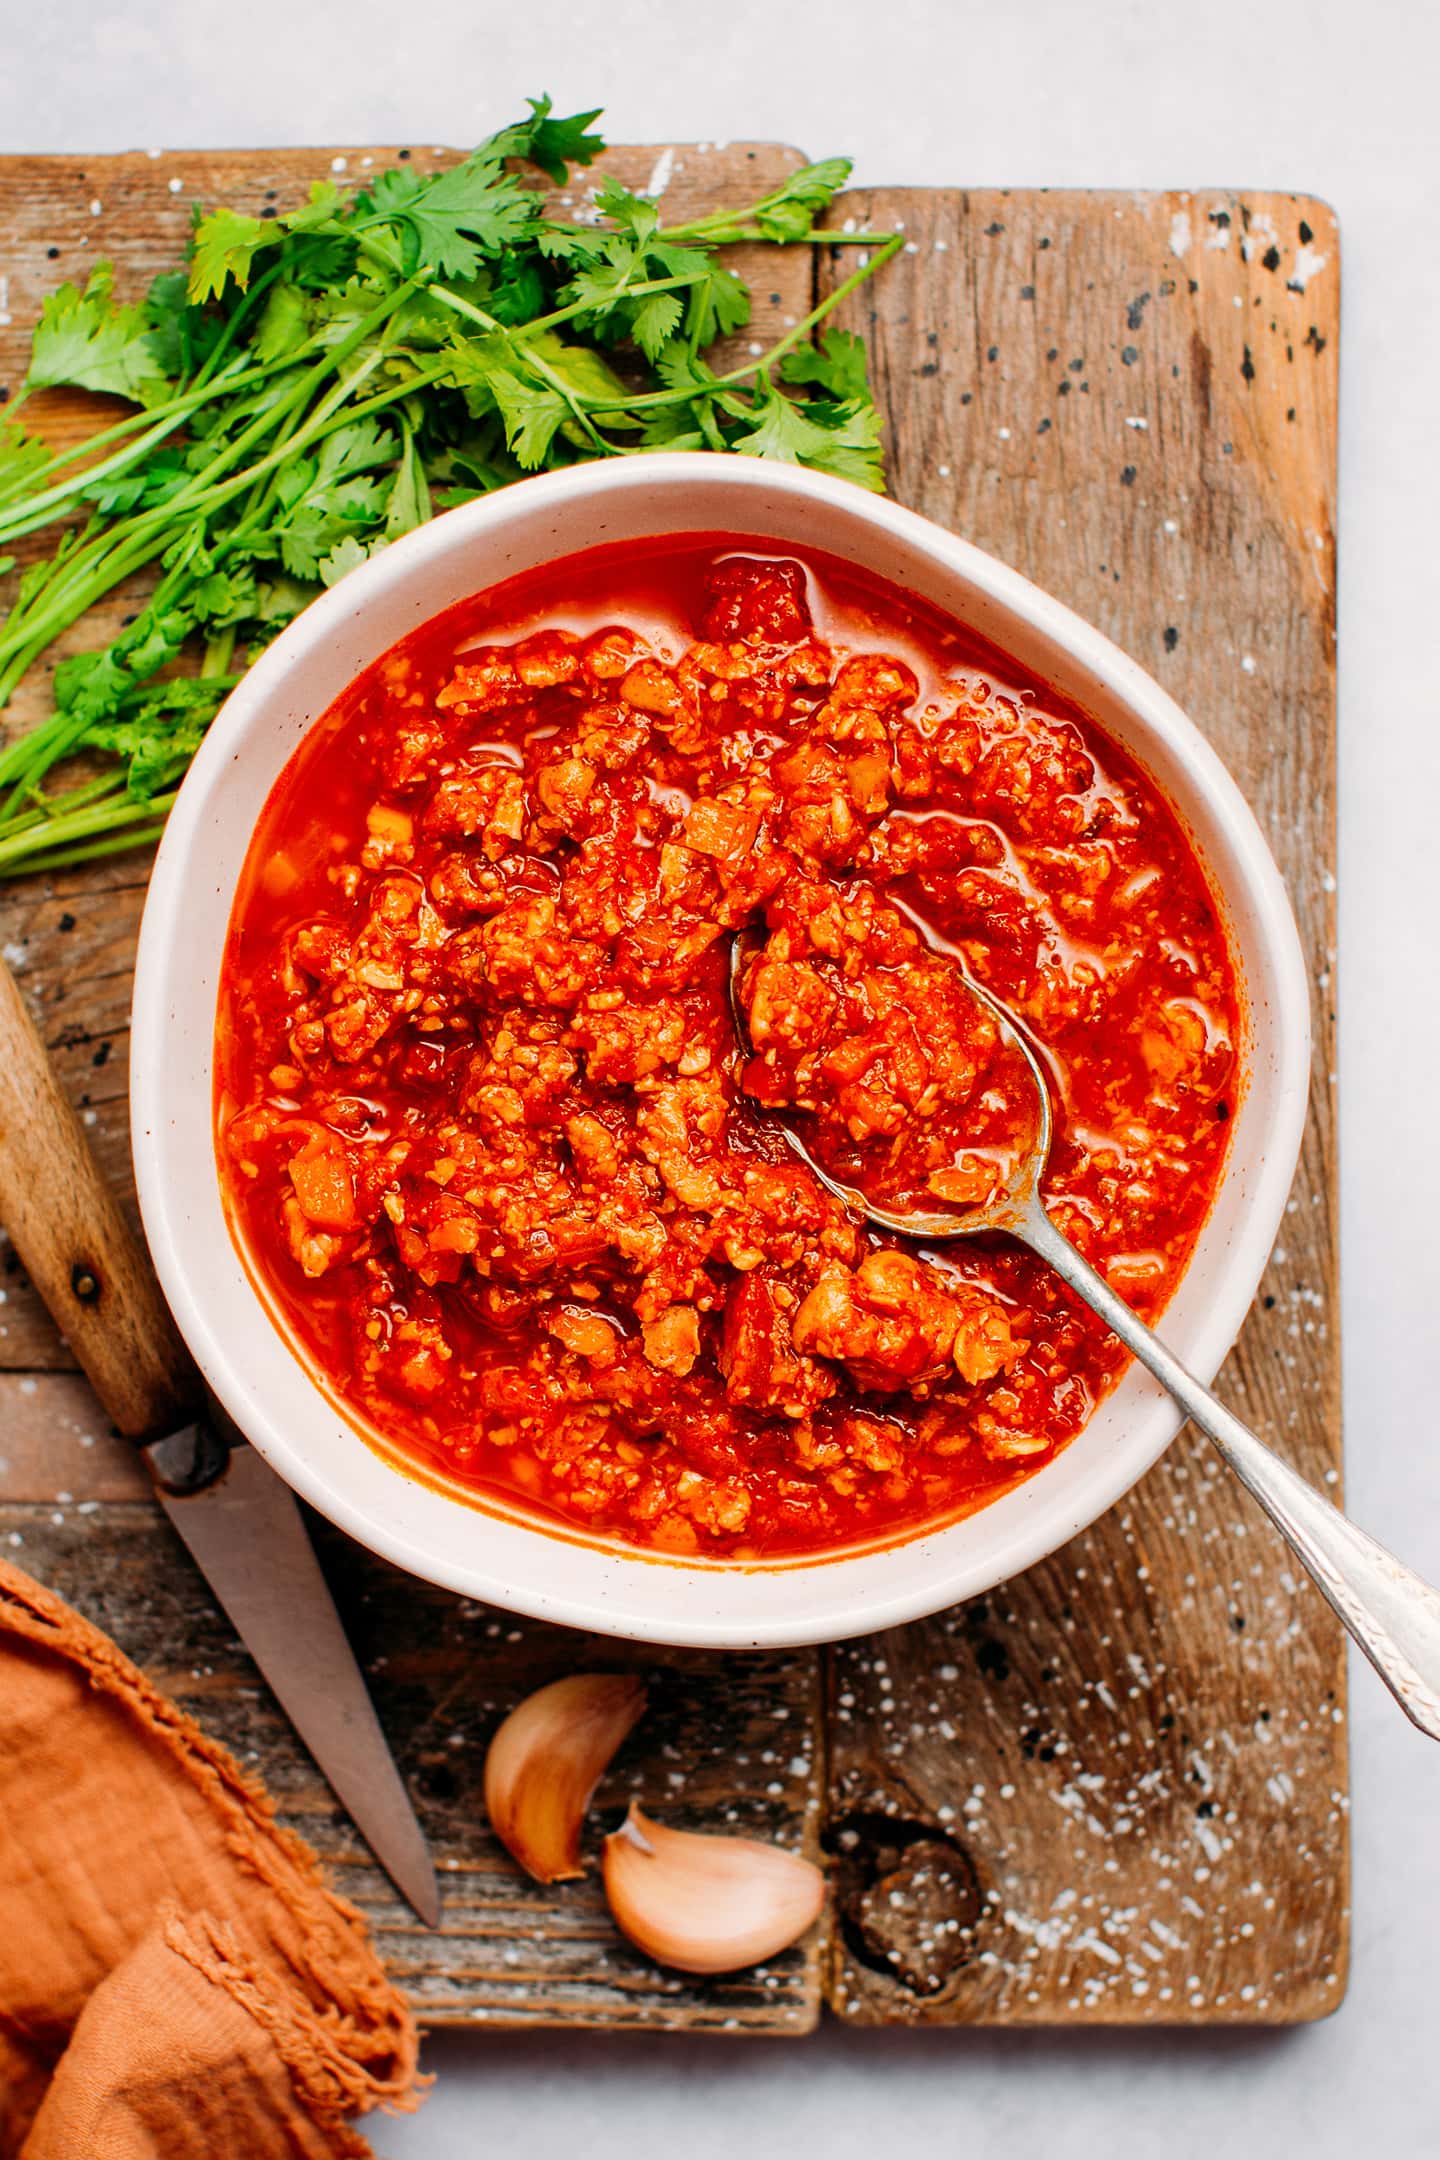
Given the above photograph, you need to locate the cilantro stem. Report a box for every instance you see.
[0,272,411,545]
[0,296,428,714]
[0,792,177,875]
[581,231,905,415]
[429,271,700,343]
[0,105,905,883]
[0,366,250,531]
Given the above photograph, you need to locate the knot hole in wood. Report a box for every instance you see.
[824,1808,983,1997]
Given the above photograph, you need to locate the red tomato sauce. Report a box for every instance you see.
[216,537,1239,1560]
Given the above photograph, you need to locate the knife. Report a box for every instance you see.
[0,953,440,1928]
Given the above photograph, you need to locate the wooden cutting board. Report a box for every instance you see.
[0,144,1342,2029]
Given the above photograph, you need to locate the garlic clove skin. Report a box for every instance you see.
[602,1801,826,1975]
[485,1673,647,1884]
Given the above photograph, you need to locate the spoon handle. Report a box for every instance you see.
[1020,1201,1440,1742]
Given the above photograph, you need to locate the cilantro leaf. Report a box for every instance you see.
[383,432,432,539]
[516,331,635,414]
[486,367,569,468]
[141,269,227,380]
[488,252,547,325]
[318,534,381,586]
[534,224,592,263]
[25,263,171,404]
[80,446,189,516]
[729,378,885,491]
[83,680,226,799]
[283,180,346,234]
[187,566,261,627]
[798,399,886,491]
[557,236,645,318]
[273,475,390,578]
[253,281,313,362]
[51,595,195,733]
[0,97,899,884]
[680,254,750,348]
[780,326,871,402]
[754,158,853,242]
[248,571,318,628]
[630,289,684,362]
[314,416,397,481]
[497,96,606,185]
[365,159,538,280]
[591,177,658,243]
[188,206,276,302]
[0,424,51,495]
[638,408,711,453]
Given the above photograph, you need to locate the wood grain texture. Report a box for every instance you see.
[0,955,196,1433]
[0,1491,824,2030]
[0,140,824,2035]
[815,187,1344,2024]
[0,158,1343,2030]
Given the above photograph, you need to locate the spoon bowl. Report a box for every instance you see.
[728,903,1053,1242]
[730,910,1440,1744]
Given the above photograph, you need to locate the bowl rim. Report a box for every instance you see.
[130,451,1311,1647]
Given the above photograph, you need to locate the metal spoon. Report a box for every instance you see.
[730,923,1440,1742]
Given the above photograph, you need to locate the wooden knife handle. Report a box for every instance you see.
[0,955,199,1439]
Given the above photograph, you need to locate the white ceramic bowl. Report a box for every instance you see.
[131,453,1310,1648]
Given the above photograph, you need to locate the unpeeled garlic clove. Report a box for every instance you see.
[485,1672,647,1883]
[602,1801,826,1974]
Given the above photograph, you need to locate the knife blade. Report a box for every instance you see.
[0,953,439,1927]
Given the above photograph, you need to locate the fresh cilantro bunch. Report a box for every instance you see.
[0,100,900,878]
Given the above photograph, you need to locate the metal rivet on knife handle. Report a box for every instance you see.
[0,955,199,1440]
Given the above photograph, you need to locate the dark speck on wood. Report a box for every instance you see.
[976,1638,1010,1682]
[985,220,1004,235]
[1241,345,1255,383]
[1020,284,1035,301]
[1120,465,1137,486]
[1163,626,1179,651]
[1122,345,1139,365]
[1299,217,1314,244]
[1126,293,1151,330]
[1262,245,1281,272]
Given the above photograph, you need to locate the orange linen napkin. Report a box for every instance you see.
[0,1558,425,2158]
